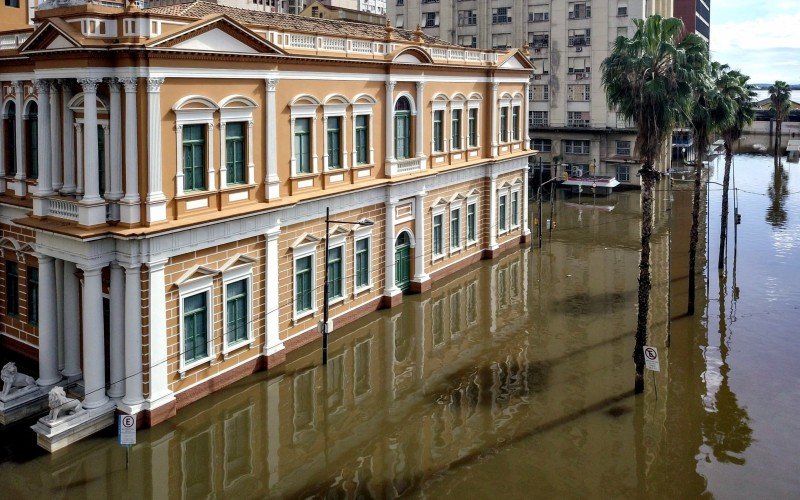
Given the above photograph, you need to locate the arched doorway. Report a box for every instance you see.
[395,231,411,291]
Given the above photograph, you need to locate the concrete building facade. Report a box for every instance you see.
[0,0,532,450]
[674,0,709,43]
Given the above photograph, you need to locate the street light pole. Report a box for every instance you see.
[322,209,374,365]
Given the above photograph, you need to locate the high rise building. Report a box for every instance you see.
[674,0,709,43]
[391,0,675,185]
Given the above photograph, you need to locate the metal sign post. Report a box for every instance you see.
[119,414,136,469]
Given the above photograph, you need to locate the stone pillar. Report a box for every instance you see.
[120,78,140,224]
[264,225,284,356]
[147,260,172,405]
[33,80,53,217]
[55,259,64,371]
[49,81,62,191]
[13,81,25,197]
[80,265,109,409]
[522,165,531,236]
[0,87,4,192]
[490,81,499,157]
[415,81,425,162]
[265,78,280,200]
[489,173,499,250]
[385,81,395,165]
[75,123,84,196]
[36,255,61,386]
[108,80,123,201]
[524,81,531,149]
[122,263,144,407]
[61,83,75,194]
[108,263,125,398]
[384,197,400,297]
[62,261,81,378]
[146,78,167,223]
[413,191,429,287]
[78,78,106,227]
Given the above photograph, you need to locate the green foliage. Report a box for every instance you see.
[769,80,792,122]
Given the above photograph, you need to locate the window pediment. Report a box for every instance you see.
[175,265,217,288]
[291,233,321,250]
[219,253,256,273]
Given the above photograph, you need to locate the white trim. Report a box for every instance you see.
[292,242,317,322]
[221,263,254,358]
[449,204,463,254]
[510,187,521,229]
[326,241,346,305]
[431,208,445,262]
[219,101,255,188]
[322,107,347,171]
[290,103,318,176]
[177,275,215,376]
[352,233,373,295]
[466,198,479,246]
[498,190,510,234]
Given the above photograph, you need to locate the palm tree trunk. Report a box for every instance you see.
[634,164,656,394]
[687,142,704,315]
[775,120,782,157]
[718,142,733,270]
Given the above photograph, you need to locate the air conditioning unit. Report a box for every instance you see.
[576,46,582,52]
[534,75,542,80]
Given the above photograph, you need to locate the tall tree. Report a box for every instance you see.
[602,15,706,393]
[717,71,756,269]
[687,62,734,315]
[768,80,792,156]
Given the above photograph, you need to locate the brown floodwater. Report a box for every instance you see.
[1,153,799,498]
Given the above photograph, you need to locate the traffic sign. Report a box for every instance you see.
[119,414,136,446]
[643,346,660,372]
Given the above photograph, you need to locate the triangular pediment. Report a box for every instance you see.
[500,180,513,189]
[498,50,536,71]
[19,21,82,53]
[449,193,466,203]
[291,233,320,249]
[431,197,448,209]
[149,15,284,55]
[175,265,217,286]
[328,225,350,237]
[219,253,257,272]
[466,188,480,198]
[47,35,78,50]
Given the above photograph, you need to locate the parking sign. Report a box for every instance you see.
[119,414,136,446]
[643,346,660,372]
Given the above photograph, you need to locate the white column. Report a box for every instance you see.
[522,165,531,236]
[147,260,172,405]
[175,124,184,196]
[413,191,429,283]
[489,173,498,250]
[265,78,280,200]
[341,115,348,169]
[32,80,53,217]
[385,81,395,166]
[75,123,84,196]
[415,81,425,162]
[206,121,215,190]
[524,81,532,149]
[322,115,329,170]
[264,225,284,356]
[13,81,25,197]
[122,263,144,407]
[289,117,296,175]
[102,124,111,195]
[61,83,75,194]
[80,78,101,202]
[120,78,140,224]
[108,263,125,398]
[146,78,167,223]
[55,259,64,371]
[108,80,123,200]
[384,197,399,296]
[62,261,81,378]
[80,265,109,409]
[219,121,228,189]
[247,119,255,183]
[36,255,61,386]
[310,115,318,172]
[490,81,499,157]
[49,81,62,191]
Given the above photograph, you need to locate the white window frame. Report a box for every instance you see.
[510,187,521,229]
[498,96,511,144]
[221,263,254,357]
[219,102,256,189]
[178,274,215,376]
[432,204,446,262]
[450,99,466,151]
[174,106,215,197]
[498,191,510,234]
[326,233,347,306]
[467,97,481,148]
[466,195,479,246]
[323,102,348,171]
[353,225,373,295]
[290,103,319,177]
[449,204,463,254]
[352,102,375,166]
[292,242,317,322]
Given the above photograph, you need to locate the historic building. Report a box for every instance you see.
[390,0,676,186]
[0,0,533,450]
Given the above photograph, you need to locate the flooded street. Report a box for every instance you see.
[1,154,799,498]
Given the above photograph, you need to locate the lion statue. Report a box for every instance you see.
[47,386,83,421]
[1,362,35,398]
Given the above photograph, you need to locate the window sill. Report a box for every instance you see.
[466,238,479,248]
[179,355,214,378]
[327,295,345,307]
[353,284,373,298]
[351,163,374,170]
[176,190,213,201]
[289,172,319,180]
[449,245,463,256]
[432,252,445,263]
[221,338,255,360]
[293,309,315,324]
[220,183,256,193]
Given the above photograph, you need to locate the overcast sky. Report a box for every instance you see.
[709,1,800,84]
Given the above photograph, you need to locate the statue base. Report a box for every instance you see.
[0,386,48,425]
[31,401,116,452]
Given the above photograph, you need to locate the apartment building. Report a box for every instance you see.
[0,0,532,450]
[391,0,675,186]
[674,0,709,43]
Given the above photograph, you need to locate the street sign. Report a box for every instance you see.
[119,414,136,446]
[643,346,660,372]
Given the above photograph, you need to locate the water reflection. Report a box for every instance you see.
[766,162,789,228]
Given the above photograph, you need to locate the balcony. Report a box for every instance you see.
[388,157,425,177]
[48,197,80,222]
[567,119,591,128]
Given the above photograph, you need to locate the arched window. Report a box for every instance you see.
[3,102,16,176]
[394,96,412,159]
[24,102,38,180]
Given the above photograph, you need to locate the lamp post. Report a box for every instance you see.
[535,164,565,249]
[322,207,374,365]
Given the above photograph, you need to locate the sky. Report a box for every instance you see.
[709,0,800,84]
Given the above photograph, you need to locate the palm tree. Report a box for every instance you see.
[717,71,756,270]
[687,62,734,315]
[768,80,792,156]
[602,15,707,393]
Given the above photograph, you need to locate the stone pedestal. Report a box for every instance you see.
[31,400,115,453]
[0,386,48,425]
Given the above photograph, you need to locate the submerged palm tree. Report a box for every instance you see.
[602,15,706,393]
[717,71,756,269]
[687,62,735,315]
[768,80,792,156]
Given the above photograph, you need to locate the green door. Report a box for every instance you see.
[395,232,411,291]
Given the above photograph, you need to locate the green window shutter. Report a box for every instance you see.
[433,110,443,152]
[226,122,245,185]
[28,115,38,179]
[327,117,341,168]
[356,238,369,287]
[295,256,313,312]
[468,108,478,147]
[327,246,343,298]
[183,124,206,191]
[226,279,248,344]
[355,115,368,164]
[27,267,38,326]
[451,109,461,149]
[433,215,443,254]
[467,204,476,241]
[499,195,507,230]
[183,292,208,363]
[294,118,311,174]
